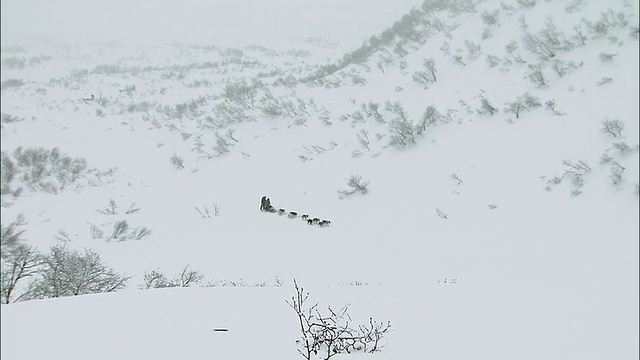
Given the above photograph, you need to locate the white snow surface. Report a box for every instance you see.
[1,0,638,359]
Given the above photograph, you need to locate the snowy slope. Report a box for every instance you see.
[1,0,638,359]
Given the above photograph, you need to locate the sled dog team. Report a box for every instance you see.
[260,196,331,227]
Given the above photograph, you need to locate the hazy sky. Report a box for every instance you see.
[1,0,423,46]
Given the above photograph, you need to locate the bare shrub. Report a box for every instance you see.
[356,130,371,151]
[465,40,482,60]
[1,214,27,248]
[1,113,24,124]
[221,78,262,109]
[131,226,152,240]
[88,223,104,239]
[1,242,42,303]
[481,9,500,26]
[127,101,153,113]
[25,245,129,299]
[611,142,633,155]
[125,203,140,214]
[259,92,311,124]
[139,269,171,289]
[194,202,220,218]
[412,58,437,88]
[545,99,565,116]
[173,265,205,287]
[97,199,118,215]
[562,160,591,187]
[170,154,185,170]
[601,119,624,138]
[110,220,129,240]
[528,64,548,88]
[287,279,391,359]
[385,101,417,148]
[1,215,42,303]
[478,95,498,116]
[139,265,204,289]
[1,79,25,90]
[583,10,629,37]
[412,71,434,89]
[596,77,613,86]
[354,102,384,124]
[504,92,542,118]
[1,147,103,195]
[213,101,254,124]
[523,17,573,60]
[418,105,443,133]
[159,96,208,120]
[609,162,625,186]
[546,159,592,194]
[436,208,448,219]
[517,0,536,8]
[552,59,580,77]
[2,57,26,69]
[598,52,617,63]
[486,54,501,67]
[338,175,370,199]
[211,130,238,156]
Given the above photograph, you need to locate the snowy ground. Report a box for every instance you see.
[1,0,638,359]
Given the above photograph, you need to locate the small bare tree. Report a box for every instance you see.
[287,280,317,360]
[1,243,42,303]
[1,216,43,303]
[1,214,26,248]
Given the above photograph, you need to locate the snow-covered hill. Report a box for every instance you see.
[1,0,638,359]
